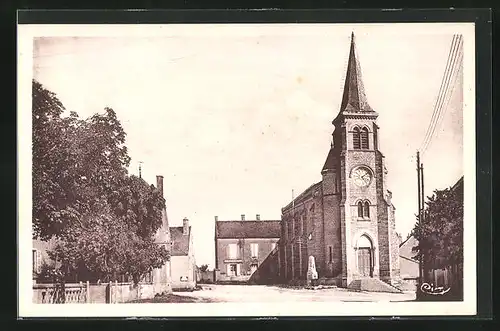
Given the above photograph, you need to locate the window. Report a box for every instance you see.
[300,215,304,236]
[357,201,363,217]
[228,264,238,276]
[360,127,369,149]
[357,201,371,219]
[250,263,258,275]
[329,246,333,263]
[251,243,259,258]
[363,201,370,218]
[353,127,361,149]
[227,244,238,259]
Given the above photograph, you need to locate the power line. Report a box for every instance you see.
[423,45,463,153]
[418,35,459,153]
[421,35,463,154]
[419,34,463,155]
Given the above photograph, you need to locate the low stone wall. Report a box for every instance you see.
[108,282,156,303]
[33,282,89,303]
[33,282,158,304]
[88,284,107,303]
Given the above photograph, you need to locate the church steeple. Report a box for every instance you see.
[336,32,375,118]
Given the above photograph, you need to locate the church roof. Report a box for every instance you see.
[322,146,337,172]
[215,220,281,239]
[282,181,322,212]
[334,32,376,123]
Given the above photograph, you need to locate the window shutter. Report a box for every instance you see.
[364,201,370,217]
[36,250,42,273]
[353,128,361,149]
[32,250,36,273]
[226,264,231,275]
[361,128,369,149]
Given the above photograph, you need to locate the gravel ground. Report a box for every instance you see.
[169,284,416,303]
[128,293,222,303]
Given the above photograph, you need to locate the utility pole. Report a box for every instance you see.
[420,161,425,284]
[416,151,423,287]
[138,161,144,179]
[420,163,425,223]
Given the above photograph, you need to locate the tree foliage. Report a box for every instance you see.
[199,264,209,272]
[411,180,463,269]
[32,80,169,283]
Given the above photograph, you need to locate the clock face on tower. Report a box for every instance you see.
[352,167,372,187]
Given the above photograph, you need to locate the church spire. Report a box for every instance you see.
[337,32,374,116]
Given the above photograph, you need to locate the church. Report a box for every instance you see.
[279,33,401,289]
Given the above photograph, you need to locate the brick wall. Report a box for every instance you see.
[322,170,342,278]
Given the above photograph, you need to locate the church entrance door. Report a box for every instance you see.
[357,248,372,277]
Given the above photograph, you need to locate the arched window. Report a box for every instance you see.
[363,201,370,218]
[360,127,369,149]
[357,200,371,219]
[357,201,363,217]
[352,127,361,149]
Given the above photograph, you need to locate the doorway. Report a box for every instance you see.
[357,235,373,277]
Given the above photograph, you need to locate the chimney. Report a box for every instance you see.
[156,175,164,197]
[241,214,245,221]
[183,218,189,235]
[214,216,218,222]
[256,214,260,221]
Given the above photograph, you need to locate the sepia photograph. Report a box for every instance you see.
[18,21,476,317]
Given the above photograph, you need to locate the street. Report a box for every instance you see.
[171,284,416,303]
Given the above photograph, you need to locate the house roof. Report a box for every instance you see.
[215,220,281,239]
[170,226,191,256]
[399,235,419,261]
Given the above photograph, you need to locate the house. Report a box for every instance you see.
[214,214,280,283]
[169,218,197,290]
[152,175,173,294]
[32,237,58,283]
[279,33,401,290]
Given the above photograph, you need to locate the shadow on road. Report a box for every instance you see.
[128,294,221,303]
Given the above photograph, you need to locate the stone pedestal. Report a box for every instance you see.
[306,256,318,285]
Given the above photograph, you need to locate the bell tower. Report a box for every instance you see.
[323,32,400,287]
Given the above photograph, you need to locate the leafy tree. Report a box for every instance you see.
[199,264,209,272]
[109,175,165,240]
[33,80,131,240]
[32,80,169,284]
[49,203,169,283]
[411,182,463,270]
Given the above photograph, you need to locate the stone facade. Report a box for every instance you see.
[170,218,197,290]
[279,33,401,288]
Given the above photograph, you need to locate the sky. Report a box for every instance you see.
[31,24,467,268]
